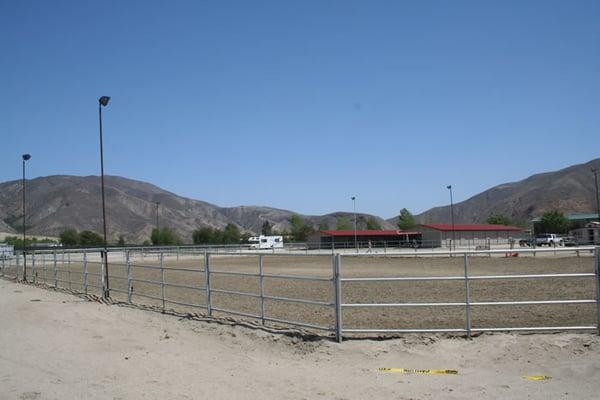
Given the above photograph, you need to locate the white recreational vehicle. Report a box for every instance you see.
[248,235,284,249]
[0,243,14,259]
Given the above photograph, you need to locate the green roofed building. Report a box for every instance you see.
[532,213,600,228]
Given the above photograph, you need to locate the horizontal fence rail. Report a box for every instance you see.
[1,246,599,342]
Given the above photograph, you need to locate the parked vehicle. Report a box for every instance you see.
[248,235,284,249]
[519,238,533,247]
[0,243,14,259]
[562,236,579,247]
[535,234,563,247]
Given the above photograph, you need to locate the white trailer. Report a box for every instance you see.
[248,235,284,249]
[0,243,14,259]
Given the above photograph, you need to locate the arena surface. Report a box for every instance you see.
[19,251,598,337]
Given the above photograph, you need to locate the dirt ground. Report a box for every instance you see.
[7,252,599,338]
[1,280,600,400]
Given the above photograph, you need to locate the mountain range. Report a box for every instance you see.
[0,175,393,243]
[401,158,600,226]
[0,158,598,243]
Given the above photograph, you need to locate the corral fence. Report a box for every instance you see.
[1,246,599,342]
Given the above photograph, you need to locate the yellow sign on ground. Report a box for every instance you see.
[379,368,458,375]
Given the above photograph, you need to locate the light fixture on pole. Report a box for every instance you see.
[98,95,111,298]
[592,168,600,227]
[447,185,456,251]
[351,196,357,252]
[21,153,31,281]
[155,201,160,231]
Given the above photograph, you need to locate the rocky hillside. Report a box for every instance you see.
[394,158,600,225]
[0,175,393,243]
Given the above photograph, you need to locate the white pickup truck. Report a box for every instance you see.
[535,234,563,247]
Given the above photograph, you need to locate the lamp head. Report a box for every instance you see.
[447,185,452,190]
[99,96,111,107]
[22,154,31,161]
[351,196,356,200]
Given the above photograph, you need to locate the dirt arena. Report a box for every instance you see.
[17,251,598,338]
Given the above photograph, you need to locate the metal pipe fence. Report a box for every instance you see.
[1,247,599,342]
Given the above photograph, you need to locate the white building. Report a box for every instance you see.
[569,221,600,245]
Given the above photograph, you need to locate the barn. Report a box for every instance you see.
[416,223,525,248]
[308,230,422,249]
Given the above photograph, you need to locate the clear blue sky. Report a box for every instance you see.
[1,1,599,218]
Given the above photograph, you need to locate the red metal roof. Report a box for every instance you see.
[321,230,421,237]
[419,224,523,232]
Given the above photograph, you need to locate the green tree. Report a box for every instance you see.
[79,230,104,246]
[222,224,241,244]
[336,215,353,230]
[539,210,571,234]
[4,236,50,248]
[151,227,182,246]
[192,227,217,244]
[261,220,273,235]
[59,229,80,246]
[398,208,417,230]
[318,221,329,231]
[4,236,23,248]
[290,215,313,241]
[240,232,251,243]
[117,235,126,246]
[486,214,513,226]
[366,217,382,230]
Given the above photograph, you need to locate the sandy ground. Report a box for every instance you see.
[2,280,600,400]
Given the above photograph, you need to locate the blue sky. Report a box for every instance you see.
[1,1,599,218]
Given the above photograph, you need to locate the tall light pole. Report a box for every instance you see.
[447,185,456,251]
[351,196,357,252]
[592,168,600,227]
[21,153,31,281]
[155,201,160,231]
[99,95,111,298]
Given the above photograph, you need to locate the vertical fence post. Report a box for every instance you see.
[160,252,166,312]
[594,247,600,336]
[83,251,88,295]
[259,255,265,325]
[463,253,472,338]
[126,251,132,303]
[204,252,212,316]
[31,251,36,284]
[53,250,58,288]
[42,252,47,284]
[333,254,343,343]
[100,250,106,295]
[15,254,20,282]
[1,255,4,277]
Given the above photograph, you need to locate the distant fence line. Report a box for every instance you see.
[1,246,599,342]
[12,236,581,256]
